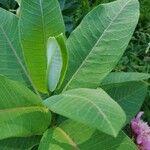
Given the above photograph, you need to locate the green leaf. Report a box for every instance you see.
[43,88,126,137]
[0,8,42,96]
[19,0,65,93]
[39,120,137,150]
[0,136,41,150]
[102,81,147,123]
[62,0,139,90]
[47,37,63,92]
[0,75,51,140]
[0,8,29,85]
[47,34,68,92]
[101,72,150,86]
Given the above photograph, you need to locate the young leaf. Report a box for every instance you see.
[0,75,51,140]
[0,136,41,150]
[39,120,137,150]
[102,81,148,123]
[19,0,65,93]
[62,0,139,90]
[47,37,63,92]
[47,34,68,92]
[43,88,126,137]
[101,72,150,86]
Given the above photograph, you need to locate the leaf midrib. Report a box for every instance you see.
[0,26,28,79]
[56,127,80,150]
[0,106,47,113]
[0,25,41,98]
[64,0,132,90]
[39,0,47,58]
[62,93,116,136]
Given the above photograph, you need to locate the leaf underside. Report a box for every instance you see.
[47,37,63,92]
[47,34,68,92]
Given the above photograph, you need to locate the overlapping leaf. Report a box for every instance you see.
[102,81,148,123]
[44,88,126,137]
[62,0,139,91]
[0,8,29,85]
[39,120,137,150]
[101,72,150,86]
[19,0,65,93]
[0,136,41,150]
[0,75,51,140]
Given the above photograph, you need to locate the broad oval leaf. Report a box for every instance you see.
[102,81,148,123]
[43,88,126,137]
[39,120,137,150]
[19,0,65,93]
[0,75,51,140]
[47,34,68,92]
[101,72,150,86]
[62,0,139,91]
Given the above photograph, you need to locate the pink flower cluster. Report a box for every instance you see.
[131,112,150,150]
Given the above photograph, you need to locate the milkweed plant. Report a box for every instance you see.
[0,0,150,149]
